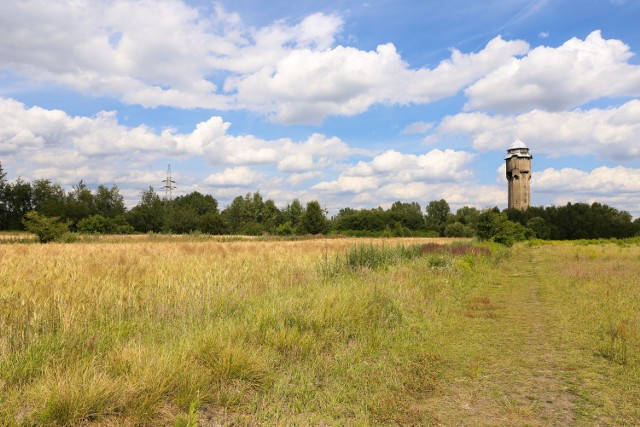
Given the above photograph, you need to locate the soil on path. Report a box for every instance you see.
[425,251,578,426]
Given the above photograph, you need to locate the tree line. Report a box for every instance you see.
[1,162,639,243]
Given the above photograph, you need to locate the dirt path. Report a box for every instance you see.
[425,251,578,426]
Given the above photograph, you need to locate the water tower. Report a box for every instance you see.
[505,139,532,210]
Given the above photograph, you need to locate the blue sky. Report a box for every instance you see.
[1,0,639,216]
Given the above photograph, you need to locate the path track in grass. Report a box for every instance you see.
[425,248,578,426]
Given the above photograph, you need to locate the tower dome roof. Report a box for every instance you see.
[508,138,528,150]
[505,138,532,159]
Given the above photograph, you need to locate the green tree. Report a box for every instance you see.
[199,212,227,234]
[168,206,201,233]
[221,192,268,235]
[283,199,305,233]
[173,192,218,215]
[425,199,450,236]
[166,191,219,234]
[526,217,551,239]
[262,199,283,234]
[65,180,96,226]
[389,201,425,231]
[1,178,33,230]
[301,200,329,234]
[22,211,70,243]
[476,208,500,241]
[77,214,134,234]
[444,222,475,237]
[126,187,165,233]
[455,206,480,230]
[31,179,67,218]
[493,217,528,246]
[222,195,245,234]
[94,185,126,218]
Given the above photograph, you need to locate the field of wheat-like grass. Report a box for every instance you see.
[1,237,465,425]
[1,237,639,426]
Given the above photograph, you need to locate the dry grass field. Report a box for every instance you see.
[1,236,639,425]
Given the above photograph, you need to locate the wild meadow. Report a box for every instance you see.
[1,235,639,426]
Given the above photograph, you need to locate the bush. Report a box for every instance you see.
[477,210,529,247]
[276,221,294,236]
[76,214,110,234]
[77,214,134,234]
[22,211,71,243]
[199,212,227,235]
[444,222,475,237]
[493,219,529,247]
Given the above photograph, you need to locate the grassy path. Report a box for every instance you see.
[425,246,608,426]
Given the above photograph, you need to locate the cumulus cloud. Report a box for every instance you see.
[229,36,529,123]
[204,167,264,187]
[437,99,640,160]
[0,1,342,111]
[1,97,358,166]
[534,166,640,195]
[0,0,533,123]
[532,166,640,214]
[312,148,475,195]
[465,31,640,113]
[3,2,640,125]
[287,171,324,185]
[0,96,366,207]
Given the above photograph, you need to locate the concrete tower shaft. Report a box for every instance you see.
[505,139,532,210]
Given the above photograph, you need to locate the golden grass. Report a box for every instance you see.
[0,237,458,425]
[1,237,639,425]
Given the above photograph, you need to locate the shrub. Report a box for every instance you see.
[77,214,134,234]
[477,210,529,247]
[444,222,475,237]
[276,221,294,236]
[22,211,70,243]
[77,214,111,234]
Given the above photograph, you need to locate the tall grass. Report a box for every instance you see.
[0,237,462,425]
[344,243,422,270]
[1,238,638,424]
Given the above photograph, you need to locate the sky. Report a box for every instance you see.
[1,0,640,216]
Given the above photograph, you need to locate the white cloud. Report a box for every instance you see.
[0,2,343,111]
[0,96,364,205]
[437,99,640,160]
[312,176,381,194]
[277,153,315,173]
[464,31,640,113]
[0,97,359,172]
[287,171,324,185]
[3,3,640,126]
[0,0,233,109]
[401,121,434,135]
[534,166,640,195]
[344,149,476,181]
[312,148,476,196]
[0,1,533,123]
[532,166,640,214]
[203,167,264,187]
[230,36,529,124]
